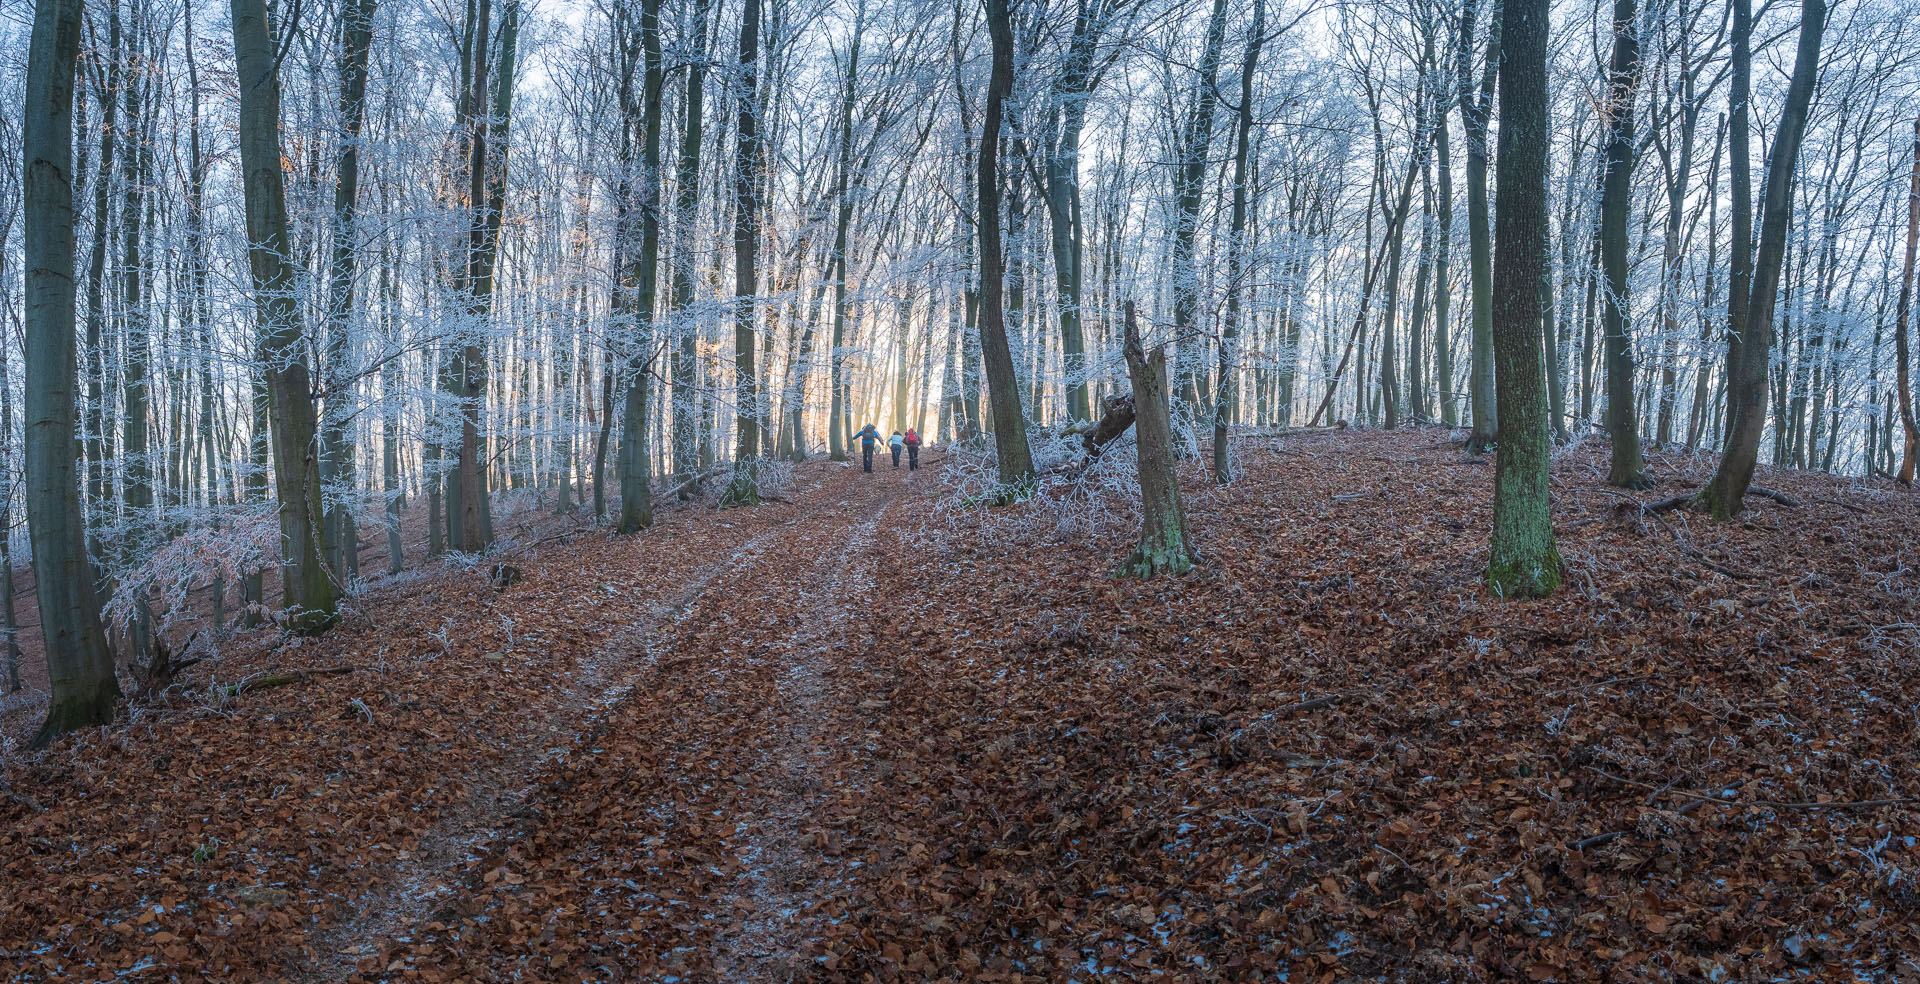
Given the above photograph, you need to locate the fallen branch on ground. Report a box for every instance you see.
[1676,544,1763,580]
[1623,484,1804,517]
[233,666,359,695]
[1574,779,1747,851]
[1583,766,1916,812]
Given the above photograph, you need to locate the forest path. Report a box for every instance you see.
[342,458,928,983]
[286,478,840,984]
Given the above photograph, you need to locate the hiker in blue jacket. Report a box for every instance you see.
[853,423,884,472]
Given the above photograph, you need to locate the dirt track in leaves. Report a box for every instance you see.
[6,431,1920,983]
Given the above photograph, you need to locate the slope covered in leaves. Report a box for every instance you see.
[4,430,1919,983]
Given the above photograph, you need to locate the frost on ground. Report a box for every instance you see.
[2,431,1918,983]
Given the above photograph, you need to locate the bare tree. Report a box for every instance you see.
[23,0,119,743]
[231,0,338,633]
[1695,0,1826,517]
[977,0,1034,487]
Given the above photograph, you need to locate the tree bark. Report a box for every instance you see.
[1599,0,1649,487]
[232,0,338,634]
[1214,0,1265,483]
[323,0,378,581]
[1459,0,1501,452]
[1171,0,1230,430]
[24,0,119,743]
[1696,0,1825,517]
[978,0,1035,486]
[722,0,764,506]
[616,0,664,533]
[1122,302,1192,578]
[1895,115,1919,484]
[1486,0,1559,599]
[670,0,715,481]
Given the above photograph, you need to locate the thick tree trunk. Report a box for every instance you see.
[1696,0,1825,517]
[1486,0,1559,598]
[977,0,1034,486]
[1122,302,1192,578]
[232,0,338,634]
[24,0,120,744]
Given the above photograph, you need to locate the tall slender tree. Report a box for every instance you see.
[723,0,764,505]
[1695,0,1826,517]
[322,0,379,580]
[616,0,665,533]
[1895,115,1918,484]
[1599,0,1649,487]
[978,0,1034,485]
[232,0,338,633]
[1458,0,1501,453]
[1213,0,1265,483]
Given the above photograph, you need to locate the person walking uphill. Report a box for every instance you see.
[854,423,884,472]
[904,428,922,470]
[889,431,905,469]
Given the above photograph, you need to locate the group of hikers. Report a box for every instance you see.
[851,423,921,473]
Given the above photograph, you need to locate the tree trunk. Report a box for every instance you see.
[1600,0,1649,487]
[323,0,378,581]
[1435,111,1456,426]
[232,0,338,634]
[1897,115,1920,483]
[1486,0,1559,598]
[826,10,865,461]
[1696,0,1825,517]
[722,0,763,506]
[1214,0,1264,483]
[1122,302,1192,578]
[616,0,664,533]
[670,0,715,481]
[977,0,1034,486]
[24,0,121,743]
[1171,0,1230,434]
[1459,0,1501,452]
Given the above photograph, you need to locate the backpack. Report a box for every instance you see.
[905,429,920,446]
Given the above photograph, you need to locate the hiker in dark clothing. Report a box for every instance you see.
[889,431,905,468]
[904,428,922,470]
[854,423,883,472]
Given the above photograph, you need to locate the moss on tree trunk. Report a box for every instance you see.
[1122,302,1193,579]
[1485,0,1561,600]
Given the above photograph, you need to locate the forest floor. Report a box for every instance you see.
[4,428,1920,983]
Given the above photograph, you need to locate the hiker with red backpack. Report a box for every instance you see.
[904,428,922,470]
